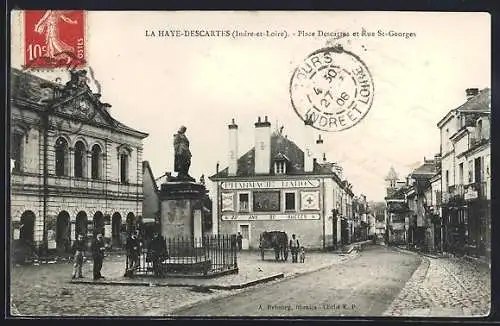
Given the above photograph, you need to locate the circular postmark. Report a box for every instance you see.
[289,45,374,132]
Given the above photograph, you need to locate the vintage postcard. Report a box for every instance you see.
[9,11,491,318]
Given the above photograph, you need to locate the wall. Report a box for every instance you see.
[219,219,325,249]
[142,163,159,220]
[216,176,330,249]
[455,133,469,157]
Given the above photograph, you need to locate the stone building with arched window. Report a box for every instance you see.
[10,68,148,260]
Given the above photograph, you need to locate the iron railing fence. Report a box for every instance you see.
[125,234,238,277]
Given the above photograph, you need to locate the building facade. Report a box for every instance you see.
[10,68,148,258]
[438,88,491,258]
[209,117,357,250]
[384,167,409,245]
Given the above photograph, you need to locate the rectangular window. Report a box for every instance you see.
[239,193,249,212]
[458,163,464,185]
[253,191,280,212]
[10,133,23,172]
[120,154,128,184]
[468,160,473,183]
[285,192,296,211]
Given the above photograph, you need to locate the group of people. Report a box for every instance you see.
[70,230,169,280]
[124,231,168,277]
[71,233,106,280]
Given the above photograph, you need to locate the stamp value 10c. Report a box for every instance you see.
[24,10,86,69]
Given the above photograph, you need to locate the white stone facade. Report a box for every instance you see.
[10,68,148,251]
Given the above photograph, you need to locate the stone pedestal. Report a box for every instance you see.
[158,181,207,241]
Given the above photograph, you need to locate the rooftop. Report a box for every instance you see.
[10,67,148,138]
[209,131,343,182]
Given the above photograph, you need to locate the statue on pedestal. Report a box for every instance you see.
[174,126,195,181]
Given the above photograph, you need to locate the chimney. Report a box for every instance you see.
[466,88,479,100]
[434,153,441,170]
[315,134,324,166]
[254,116,271,174]
[228,118,238,176]
[304,118,314,172]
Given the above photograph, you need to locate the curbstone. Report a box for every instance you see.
[68,273,285,290]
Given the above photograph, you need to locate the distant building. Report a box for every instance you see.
[142,161,160,223]
[209,117,356,250]
[405,157,440,250]
[384,167,409,245]
[10,68,148,260]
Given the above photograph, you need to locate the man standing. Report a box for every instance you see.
[236,232,243,252]
[71,234,86,279]
[91,233,106,280]
[290,234,300,263]
[149,233,166,277]
[126,231,141,273]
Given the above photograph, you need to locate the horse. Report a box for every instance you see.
[259,231,289,261]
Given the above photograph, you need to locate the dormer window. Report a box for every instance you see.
[275,161,286,174]
[273,152,289,175]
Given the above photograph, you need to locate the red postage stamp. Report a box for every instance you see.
[24,10,86,69]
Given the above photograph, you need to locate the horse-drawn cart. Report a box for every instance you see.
[259,231,289,261]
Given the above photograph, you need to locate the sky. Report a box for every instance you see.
[11,11,491,201]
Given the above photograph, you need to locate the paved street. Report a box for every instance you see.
[10,250,355,317]
[10,255,219,317]
[384,250,491,317]
[172,245,421,316]
[10,245,490,317]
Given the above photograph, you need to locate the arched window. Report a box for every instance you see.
[117,144,132,184]
[74,141,86,178]
[91,144,102,179]
[120,154,128,183]
[55,137,69,176]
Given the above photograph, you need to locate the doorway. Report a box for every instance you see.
[112,212,122,247]
[75,211,88,238]
[20,211,36,243]
[56,211,71,253]
[238,224,250,250]
[93,211,104,236]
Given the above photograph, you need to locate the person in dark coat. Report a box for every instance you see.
[91,233,106,280]
[289,234,300,263]
[126,232,141,273]
[236,232,243,252]
[149,232,166,277]
[71,234,86,279]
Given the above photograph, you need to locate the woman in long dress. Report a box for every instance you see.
[34,10,78,64]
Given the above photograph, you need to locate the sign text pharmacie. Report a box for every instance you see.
[221,179,320,190]
[221,213,320,221]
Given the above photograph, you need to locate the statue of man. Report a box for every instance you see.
[173,126,193,180]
